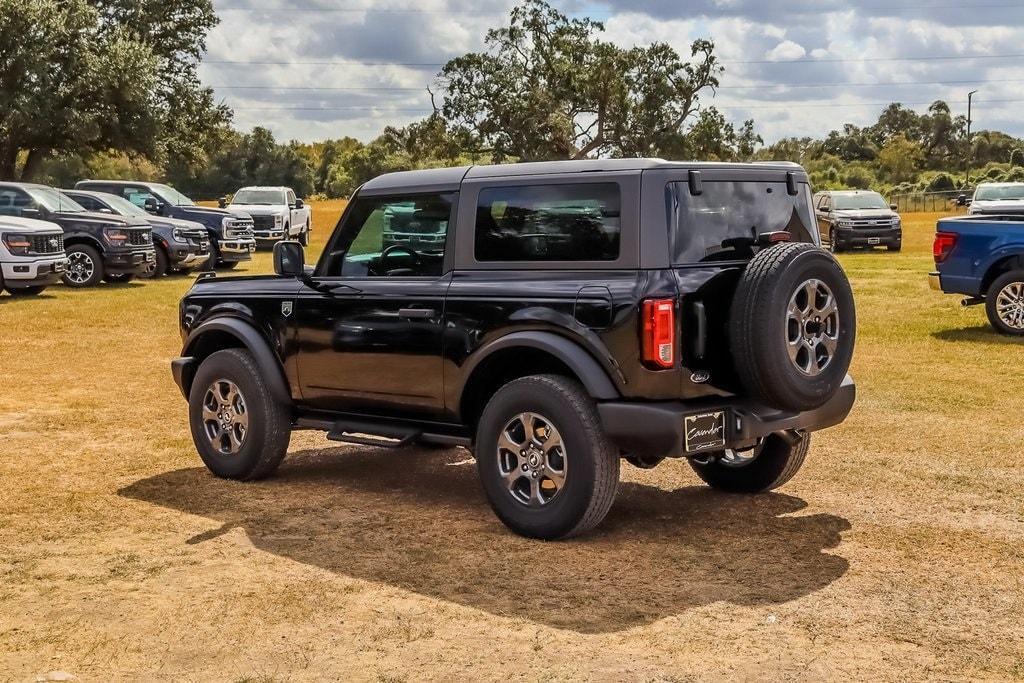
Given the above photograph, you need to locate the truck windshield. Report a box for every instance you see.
[232,189,285,205]
[28,187,86,213]
[151,183,195,206]
[668,181,815,264]
[93,193,149,217]
[975,184,1024,201]
[833,193,889,210]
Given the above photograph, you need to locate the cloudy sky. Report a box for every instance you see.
[199,0,1024,145]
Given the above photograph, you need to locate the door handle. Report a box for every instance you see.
[399,308,436,319]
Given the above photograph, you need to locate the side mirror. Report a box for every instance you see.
[218,197,227,209]
[890,204,898,211]
[294,198,304,210]
[143,197,159,213]
[273,241,305,277]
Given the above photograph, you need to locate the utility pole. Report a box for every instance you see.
[966,90,978,188]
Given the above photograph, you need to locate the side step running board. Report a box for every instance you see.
[326,419,421,449]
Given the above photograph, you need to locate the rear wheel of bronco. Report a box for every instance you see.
[689,432,810,493]
[63,245,103,287]
[188,348,291,480]
[730,242,855,412]
[985,270,1024,336]
[476,374,619,540]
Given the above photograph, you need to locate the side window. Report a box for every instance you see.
[287,190,296,206]
[0,189,33,216]
[123,186,157,208]
[73,195,101,212]
[475,183,621,262]
[321,193,453,278]
[819,195,831,212]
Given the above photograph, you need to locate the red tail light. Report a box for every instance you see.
[933,232,958,264]
[641,298,675,369]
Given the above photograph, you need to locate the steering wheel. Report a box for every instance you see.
[378,244,421,275]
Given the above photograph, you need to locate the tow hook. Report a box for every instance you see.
[960,297,985,307]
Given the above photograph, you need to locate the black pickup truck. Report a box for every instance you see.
[0,182,155,286]
[74,180,255,269]
[171,159,857,539]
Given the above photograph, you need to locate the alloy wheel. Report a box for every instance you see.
[201,379,249,455]
[786,278,840,376]
[995,280,1024,330]
[496,412,567,507]
[66,251,95,285]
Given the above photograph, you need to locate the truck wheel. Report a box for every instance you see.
[730,242,856,412]
[7,286,45,296]
[104,273,135,284]
[689,432,810,493]
[188,348,291,480]
[300,221,310,247]
[985,270,1024,336]
[828,228,842,253]
[475,374,619,540]
[63,245,104,287]
[142,246,169,278]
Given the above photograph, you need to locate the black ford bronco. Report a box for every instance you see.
[172,159,856,540]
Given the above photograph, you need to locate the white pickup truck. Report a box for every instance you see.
[0,215,68,296]
[225,186,311,247]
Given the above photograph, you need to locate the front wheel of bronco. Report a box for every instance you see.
[476,374,619,540]
[188,348,291,480]
[985,270,1024,336]
[689,432,810,493]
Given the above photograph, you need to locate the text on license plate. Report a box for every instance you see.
[684,410,727,452]
[868,237,880,244]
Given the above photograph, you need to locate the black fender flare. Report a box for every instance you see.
[180,317,292,405]
[460,330,620,401]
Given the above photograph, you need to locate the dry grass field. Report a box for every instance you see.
[1,202,1022,681]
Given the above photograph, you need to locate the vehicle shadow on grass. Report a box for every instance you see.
[932,325,1024,344]
[120,446,851,634]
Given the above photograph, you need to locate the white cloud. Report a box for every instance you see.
[765,40,806,61]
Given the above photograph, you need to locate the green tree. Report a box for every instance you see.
[877,135,924,183]
[435,0,720,160]
[0,0,229,181]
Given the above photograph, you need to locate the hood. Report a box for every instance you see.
[147,216,207,232]
[228,203,287,217]
[0,215,63,234]
[971,199,1024,214]
[174,205,241,220]
[51,211,151,227]
[833,208,897,219]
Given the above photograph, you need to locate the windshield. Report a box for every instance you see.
[27,187,86,213]
[151,183,195,206]
[92,193,149,217]
[232,189,285,205]
[833,193,889,210]
[669,181,815,264]
[975,184,1024,201]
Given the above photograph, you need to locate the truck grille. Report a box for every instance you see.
[128,229,153,246]
[30,233,64,254]
[251,215,275,231]
[225,218,254,239]
[847,218,896,228]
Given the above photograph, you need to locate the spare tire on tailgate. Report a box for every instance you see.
[729,242,855,412]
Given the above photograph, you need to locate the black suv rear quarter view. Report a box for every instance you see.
[172,159,857,540]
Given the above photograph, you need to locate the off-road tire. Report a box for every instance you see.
[689,432,810,493]
[985,269,1024,336]
[730,242,856,412]
[188,348,291,480]
[828,227,842,253]
[300,221,311,247]
[476,374,619,540]
[63,244,104,288]
[7,285,45,296]
[104,273,135,284]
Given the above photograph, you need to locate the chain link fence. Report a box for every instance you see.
[888,189,974,214]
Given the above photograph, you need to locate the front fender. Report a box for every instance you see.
[176,316,292,405]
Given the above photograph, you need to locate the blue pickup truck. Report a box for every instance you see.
[930,215,1024,335]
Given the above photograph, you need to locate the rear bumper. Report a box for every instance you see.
[597,375,856,459]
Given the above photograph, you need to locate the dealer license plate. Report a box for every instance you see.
[684,410,727,452]
[867,237,880,245]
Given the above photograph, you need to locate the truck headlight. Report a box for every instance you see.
[104,227,129,244]
[172,228,186,242]
[2,233,31,255]
[274,214,284,228]
[891,216,901,226]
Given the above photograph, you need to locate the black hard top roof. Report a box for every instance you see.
[360,158,805,194]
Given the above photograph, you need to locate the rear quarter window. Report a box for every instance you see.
[668,180,816,264]
[474,183,621,262]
